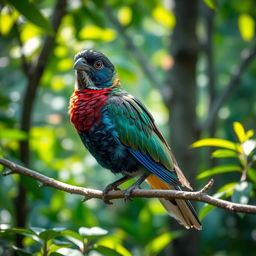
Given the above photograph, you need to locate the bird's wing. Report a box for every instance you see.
[107,93,192,190]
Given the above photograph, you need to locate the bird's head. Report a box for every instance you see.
[73,49,120,90]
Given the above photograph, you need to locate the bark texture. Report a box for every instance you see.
[167,0,199,255]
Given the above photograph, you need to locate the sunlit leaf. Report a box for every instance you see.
[152,5,175,28]
[203,0,217,9]
[97,236,132,256]
[5,0,53,34]
[56,248,84,256]
[197,165,241,179]
[61,230,84,250]
[79,25,116,42]
[192,138,242,152]
[0,129,27,140]
[245,129,254,140]
[94,245,123,256]
[233,122,246,143]
[242,140,256,156]
[238,14,255,41]
[211,149,238,158]
[144,232,181,255]
[0,7,19,35]
[51,76,65,91]
[199,182,236,220]
[39,229,64,241]
[20,23,41,43]
[57,58,73,71]
[79,227,108,238]
[118,6,132,26]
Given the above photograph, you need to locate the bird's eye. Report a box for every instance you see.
[94,60,103,70]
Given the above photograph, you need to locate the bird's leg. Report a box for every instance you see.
[124,173,149,201]
[103,175,133,204]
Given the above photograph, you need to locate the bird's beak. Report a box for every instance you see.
[73,58,90,71]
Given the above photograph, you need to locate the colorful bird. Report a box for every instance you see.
[69,49,202,230]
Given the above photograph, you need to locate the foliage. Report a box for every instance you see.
[192,122,256,219]
[0,0,256,255]
[0,225,131,256]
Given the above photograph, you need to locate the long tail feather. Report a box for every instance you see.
[146,174,202,230]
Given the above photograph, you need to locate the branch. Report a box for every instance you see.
[201,44,256,131]
[1,158,256,215]
[103,4,169,104]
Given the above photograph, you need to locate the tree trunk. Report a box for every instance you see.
[167,0,200,255]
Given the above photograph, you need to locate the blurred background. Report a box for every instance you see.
[0,0,256,255]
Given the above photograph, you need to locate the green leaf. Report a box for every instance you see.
[233,122,247,143]
[203,0,216,9]
[199,182,236,220]
[192,138,242,152]
[39,230,62,241]
[0,129,27,140]
[248,168,256,184]
[94,245,123,256]
[61,230,83,249]
[238,13,255,41]
[144,232,182,255]
[197,165,241,179]
[48,240,72,254]
[5,0,53,34]
[211,149,238,158]
[3,228,41,243]
[12,246,33,256]
[79,227,108,239]
[55,248,84,256]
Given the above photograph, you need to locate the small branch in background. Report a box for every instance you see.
[103,4,169,104]
[201,44,256,131]
[16,0,67,248]
[1,158,256,215]
[13,23,31,77]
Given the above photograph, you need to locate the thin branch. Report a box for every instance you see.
[1,158,256,214]
[201,44,256,131]
[103,4,169,104]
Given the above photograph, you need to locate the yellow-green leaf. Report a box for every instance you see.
[118,6,132,26]
[203,0,217,9]
[233,122,246,143]
[238,14,255,41]
[0,7,19,36]
[211,149,238,158]
[152,5,175,28]
[197,165,241,179]
[245,129,254,140]
[5,0,53,35]
[192,138,242,152]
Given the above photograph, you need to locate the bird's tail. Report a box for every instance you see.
[146,174,202,230]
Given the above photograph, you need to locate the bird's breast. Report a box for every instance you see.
[69,88,112,133]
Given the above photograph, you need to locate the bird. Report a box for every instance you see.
[69,49,202,230]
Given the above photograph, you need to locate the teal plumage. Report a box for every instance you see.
[69,49,202,230]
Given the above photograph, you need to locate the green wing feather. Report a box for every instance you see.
[107,92,192,190]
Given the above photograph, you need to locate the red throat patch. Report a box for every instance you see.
[69,88,112,133]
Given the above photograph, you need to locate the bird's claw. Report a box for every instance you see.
[124,185,140,202]
[102,184,121,204]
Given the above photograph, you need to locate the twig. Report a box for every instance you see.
[103,4,169,104]
[1,158,256,214]
[201,44,256,130]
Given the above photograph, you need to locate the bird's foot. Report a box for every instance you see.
[124,184,140,202]
[102,184,121,205]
